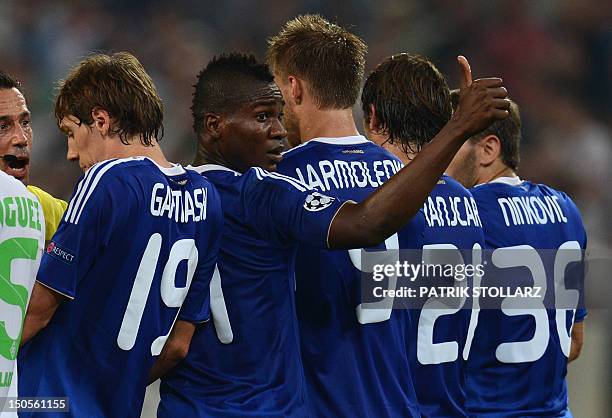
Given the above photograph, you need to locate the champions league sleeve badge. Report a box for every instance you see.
[303,192,336,212]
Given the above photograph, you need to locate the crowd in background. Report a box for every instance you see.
[1,0,610,416]
[1,0,610,251]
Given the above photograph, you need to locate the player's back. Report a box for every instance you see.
[18,158,222,418]
[277,136,420,418]
[0,171,45,414]
[399,175,484,418]
[159,164,344,418]
[466,177,586,417]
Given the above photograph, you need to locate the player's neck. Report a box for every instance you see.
[105,137,172,168]
[299,107,359,142]
[193,146,233,171]
[479,163,516,184]
[368,132,413,165]
[384,141,414,166]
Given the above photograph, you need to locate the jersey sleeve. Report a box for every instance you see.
[177,183,224,323]
[36,170,125,299]
[241,168,346,248]
[574,308,587,323]
[27,185,68,241]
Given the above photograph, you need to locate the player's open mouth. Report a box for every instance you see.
[2,154,30,180]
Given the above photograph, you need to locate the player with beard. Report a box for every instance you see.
[18,52,223,418]
[157,41,508,416]
[446,91,586,417]
[358,53,485,417]
[0,71,67,243]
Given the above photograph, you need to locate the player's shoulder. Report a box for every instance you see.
[187,164,241,189]
[527,181,571,201]
[188,164,315,216]
[80,156,149,185]
[488,179,577,207]
[527,181,583,217]
[62,158,146,224]
[182,166,216,188]
[79,157,197,190]
[436,174,472,196]
[280,139,318,160]
[281,135,399,162]
[244,166,312,193]
[71,157,152,198]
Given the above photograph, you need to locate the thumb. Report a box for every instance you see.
[457,55,472,89]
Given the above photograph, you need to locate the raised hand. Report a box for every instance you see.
[451,55,510,138]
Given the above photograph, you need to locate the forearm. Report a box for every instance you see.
[20,282,63,346]
[569,322,584,362]
[21,313,52,346]
[329,121,468,249]
[148,354,183,385]
[147,320,196,384]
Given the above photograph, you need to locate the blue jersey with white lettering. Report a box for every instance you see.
[277,136,420,418]
[398,175,485,418]
[158,164,345,418]
[18,158,223,418]
[466,178,587,417]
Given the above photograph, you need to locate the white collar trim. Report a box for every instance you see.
[309,135,369,145]
[187,164,240,175]
[145,157,185,176]
[485,176,523,186]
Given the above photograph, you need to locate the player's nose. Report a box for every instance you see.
[270,119,287,140]
[66,145,79,162]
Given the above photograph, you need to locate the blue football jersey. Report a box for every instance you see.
[277,136,420,418]
[158,164,345,418]
[18,157,223,418]
[466,177,587,417]
[398,175,485,418]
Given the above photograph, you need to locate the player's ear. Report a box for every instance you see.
[204,113,222,139]
[480,135,501,166]
[91,107,111,137]
[288,76,303,106]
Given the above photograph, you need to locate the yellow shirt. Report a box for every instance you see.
[27,185,68,241]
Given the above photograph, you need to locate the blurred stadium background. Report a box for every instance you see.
[1,0,609,416]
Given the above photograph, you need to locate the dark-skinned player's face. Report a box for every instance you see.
[220,83,286,172]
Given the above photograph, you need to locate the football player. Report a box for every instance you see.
[18,52,223,418]
[446,91,587,417]
[359,53,485,417]
[270,22,420,415]
[158,41,508,417]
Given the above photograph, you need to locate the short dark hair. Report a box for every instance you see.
[450,89,521,170]
[192,53,274,136]
[0,71,22,92]
[55,52,164,147]
[362,53,452,155]
[267,14,367,110]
